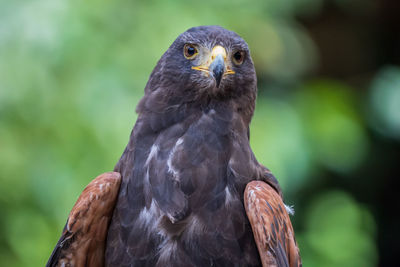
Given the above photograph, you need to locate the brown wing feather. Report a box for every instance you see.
[46,172,121,267]
[244,181,301,267]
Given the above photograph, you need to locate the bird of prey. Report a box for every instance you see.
[47,26,301,267]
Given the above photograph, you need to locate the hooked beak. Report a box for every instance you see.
[191,45,235,88]
[210,53,224,88]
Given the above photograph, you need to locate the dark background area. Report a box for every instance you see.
[296,1,400,265]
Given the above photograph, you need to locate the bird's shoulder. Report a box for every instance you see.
[46,172,121,267]
[244,181,301,267]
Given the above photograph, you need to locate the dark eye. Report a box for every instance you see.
[232,51,245,65]
[184,44,198,59]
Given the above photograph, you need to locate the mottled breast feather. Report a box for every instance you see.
[105,101,274,266]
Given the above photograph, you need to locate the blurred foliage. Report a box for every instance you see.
[0,0,398,266]
[369,66,400,139]
[298,191,377,266]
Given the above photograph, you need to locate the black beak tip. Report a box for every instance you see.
[210,56,225,88]
[213,69,223,88]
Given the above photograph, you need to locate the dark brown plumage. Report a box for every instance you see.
[47,25,301,267]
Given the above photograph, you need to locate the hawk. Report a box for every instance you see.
[47,26,301,267]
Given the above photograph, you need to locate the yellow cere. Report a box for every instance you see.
[211,45,227,60]
[191,45,235,75]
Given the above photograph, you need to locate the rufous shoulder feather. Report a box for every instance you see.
[244,181,301,267]
[46,172,121,267]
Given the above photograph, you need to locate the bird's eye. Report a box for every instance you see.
[232,51,245,65]
[184,44,198,59]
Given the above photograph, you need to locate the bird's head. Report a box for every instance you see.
[140,26,257,123]
[178,26,257,97]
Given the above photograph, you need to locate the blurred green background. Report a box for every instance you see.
[1,0,399,266]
